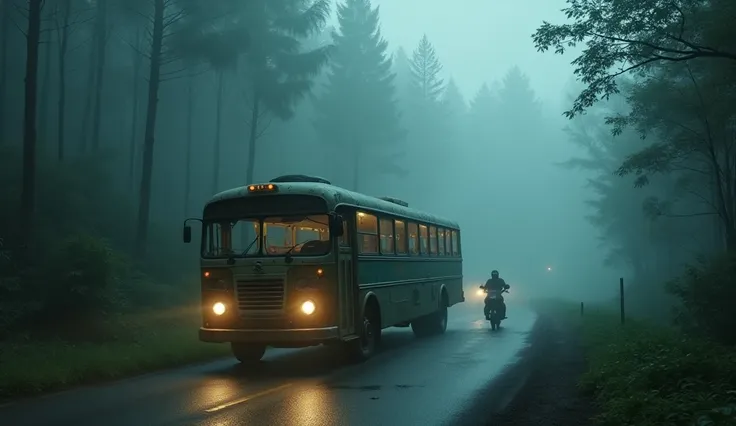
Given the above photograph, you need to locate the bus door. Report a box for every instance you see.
[337,218,356,336]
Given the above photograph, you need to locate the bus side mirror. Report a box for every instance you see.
[330,214,344,237]
[183,225,192,243]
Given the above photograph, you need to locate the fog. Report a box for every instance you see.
[1,0,733,340]
[338,0,607,300]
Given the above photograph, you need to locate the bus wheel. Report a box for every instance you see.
[433,301,449,334]
[347,305,380,362]
[412,297,448,337]
[231,343,266,364]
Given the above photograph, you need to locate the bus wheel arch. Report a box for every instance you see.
[438,285,449,309]
[347,292,382,362]
[437,286,449,332]
[412,286,449,338]
[362,292,382,342]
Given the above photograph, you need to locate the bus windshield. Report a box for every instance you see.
[264,215,330,256]
[203,219,260,258]
[202,215,331,258]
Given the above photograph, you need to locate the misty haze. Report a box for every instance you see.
[1,0,735,425]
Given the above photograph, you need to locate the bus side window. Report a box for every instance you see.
[451,230,459,256]
[395,220,407,254]
[445,228,452,256]
[438,228,446,255]
[356,211,378,254]
[419,224,428,255]
[379,217,394,254]
[429,226,438,255]
[408,222,419,255]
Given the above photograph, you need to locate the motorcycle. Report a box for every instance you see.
[480,286,508,330]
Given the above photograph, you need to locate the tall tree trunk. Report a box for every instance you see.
[212,71,224,194]
[79,43,96,152]
[0,0,10,144]
[90,0,107,150]
[129,30,142,190]
[57,0,71,161]
[184,76,194,216]
[20,0,43,246]
[245,92,260,185]
[135,0,164,255]
[38,27,52,148]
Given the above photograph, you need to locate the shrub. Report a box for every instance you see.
[0,146,199,339]
[41,234,129,318]
[666,252,736,345]
[579,312,736,426]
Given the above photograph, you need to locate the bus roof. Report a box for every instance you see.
[205,182,460,229]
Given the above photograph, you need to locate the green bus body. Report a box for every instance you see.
[194,181,464,353]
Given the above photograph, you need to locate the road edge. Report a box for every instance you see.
[449,313,544,426]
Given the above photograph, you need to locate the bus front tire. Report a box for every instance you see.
[231,343,266,363]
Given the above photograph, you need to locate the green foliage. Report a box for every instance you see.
[533,0,736,118]
[41,234,128,319]
[666,252,736,345]
[0,147,198,340]
[576,309,736,426]
[0,314,229,398]
[239,0,332,120]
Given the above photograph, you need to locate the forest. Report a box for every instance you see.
[535,0,736,344]
[1,0,735,354]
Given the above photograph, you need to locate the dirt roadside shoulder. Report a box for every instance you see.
[452,310,595,426]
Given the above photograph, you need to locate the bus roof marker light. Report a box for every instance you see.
[248,184,278,193]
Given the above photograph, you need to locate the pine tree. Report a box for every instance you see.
[391,46,412,107]
[441,77,466,118]
[409,34,444,103]
[312,0,404,191]
[440,77,467,161]
[496,66,539,120]
[239,0,331,184]
[495,66,545,157]
[468,83,495,134]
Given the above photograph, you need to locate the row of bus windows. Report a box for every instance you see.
[354,211,460,256]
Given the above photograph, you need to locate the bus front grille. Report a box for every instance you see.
[235,280,285,312]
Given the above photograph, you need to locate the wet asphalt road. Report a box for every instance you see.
[1,302,538,426]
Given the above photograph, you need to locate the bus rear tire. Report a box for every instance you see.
[411,295,448,337]
[231,343,266,364]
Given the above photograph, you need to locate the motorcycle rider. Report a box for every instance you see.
[481,270,510,320]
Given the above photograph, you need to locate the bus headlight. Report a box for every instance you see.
[212,302,226,316]
[301,300,316,315]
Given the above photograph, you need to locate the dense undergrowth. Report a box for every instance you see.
[0,146,220,399]
[539,251,736,426]
[578,310,736,426]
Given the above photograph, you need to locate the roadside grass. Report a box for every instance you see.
[0,308,230,400]
[533,299,736,426]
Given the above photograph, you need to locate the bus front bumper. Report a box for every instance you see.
[199,326,340,344]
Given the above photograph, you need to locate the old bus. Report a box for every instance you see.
[183,175,464,363]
